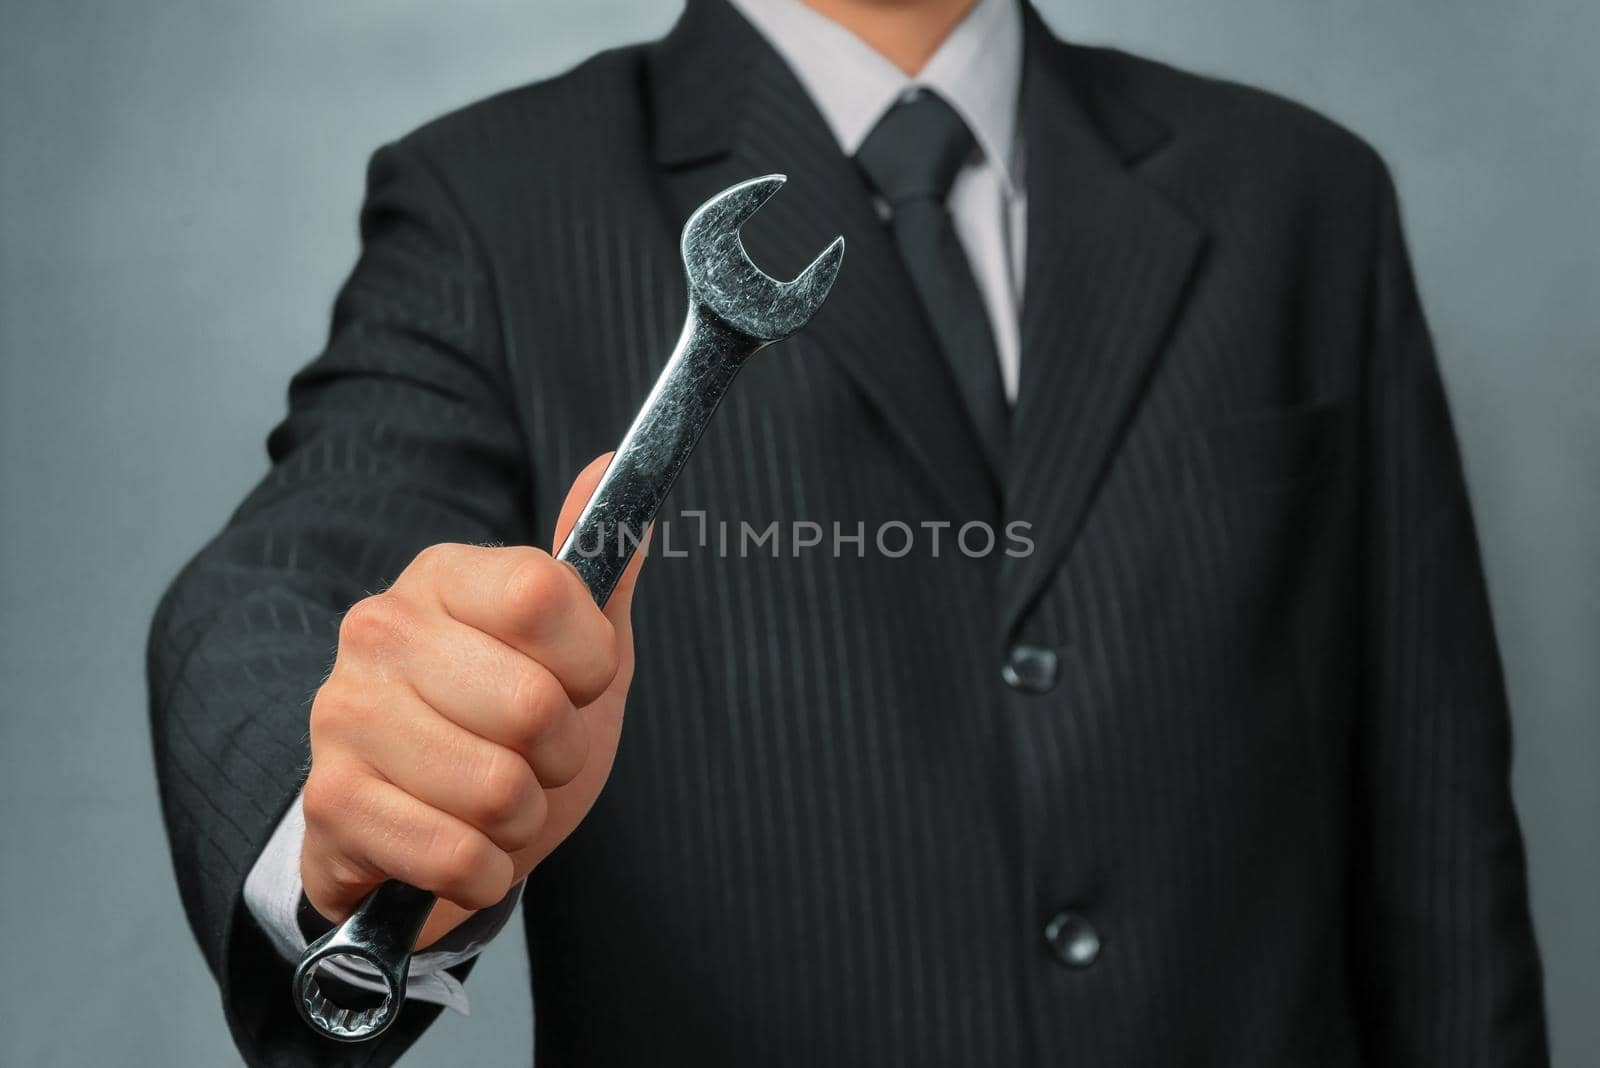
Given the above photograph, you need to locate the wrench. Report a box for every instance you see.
[292,174,843,1042]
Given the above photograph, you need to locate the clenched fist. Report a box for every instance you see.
[301,454,643,949]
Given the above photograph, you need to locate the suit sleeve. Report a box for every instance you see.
[1351,165,1548,1065]
[147,138,532,1067]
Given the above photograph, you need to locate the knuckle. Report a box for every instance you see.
[506,670,559,751]
[318,854,373,901]
[307,690,343,741]
[570,620,622,706]
[445,832,495,881]
[591,622,623,688]
[473,750,536,827]
[539,731,589,790]
[302,763,365,828]
[302,856,366,922]
[338,595,410,653]
[516,782,551,846]
[309,684,364,735]
[405,542,465,591]
[431,832,508,909]
[308,688,381,756]
[502,554,568,628]
[410,543,454,575]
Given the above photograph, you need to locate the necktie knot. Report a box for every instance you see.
[855,91,976,206]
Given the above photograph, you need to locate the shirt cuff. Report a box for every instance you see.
[241,789,523,1017]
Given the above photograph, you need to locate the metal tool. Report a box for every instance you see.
[292,175,843,1042]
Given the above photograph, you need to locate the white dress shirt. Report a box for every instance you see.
[243,0,1028,1016]
[733,0,1026,400]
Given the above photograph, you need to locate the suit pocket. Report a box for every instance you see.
[1185,398,1349,494]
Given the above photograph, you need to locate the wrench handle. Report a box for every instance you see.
[557,306,761,599]
[293,306,760,1043]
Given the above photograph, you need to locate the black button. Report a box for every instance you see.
[1043,910,1100,969]
[1002,644,1059,693]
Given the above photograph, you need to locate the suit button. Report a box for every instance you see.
[1002,644,1059,693]
[1043,911,1100,969]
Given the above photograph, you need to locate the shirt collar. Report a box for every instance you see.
[727,0,1024,195]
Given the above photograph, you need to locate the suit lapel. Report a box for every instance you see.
[1000,15,1207,631]
[647,0,998,522]
[648,2,1206,621]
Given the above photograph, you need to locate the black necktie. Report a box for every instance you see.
[855,90,1009,471]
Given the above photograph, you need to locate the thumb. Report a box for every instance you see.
[550,453,649,628]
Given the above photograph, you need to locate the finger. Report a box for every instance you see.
[552,452,647,669]
[602,527,647,642]
[423,543,620,706]
[329,686,551,853]
[416,899,483,952]
[302,763,515,915]
[550,451,614,553]
[398,615,590,787]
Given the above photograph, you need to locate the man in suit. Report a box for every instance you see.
[147,0,1549,1064]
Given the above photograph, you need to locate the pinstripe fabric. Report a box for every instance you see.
[148,2,1546,1065]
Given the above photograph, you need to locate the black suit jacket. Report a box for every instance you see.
[148,2,1547,1064]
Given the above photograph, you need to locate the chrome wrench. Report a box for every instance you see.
[292,174,844,1042]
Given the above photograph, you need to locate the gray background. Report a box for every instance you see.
[1,1,1594,1064]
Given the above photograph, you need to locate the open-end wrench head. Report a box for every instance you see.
[680,174,845,343]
